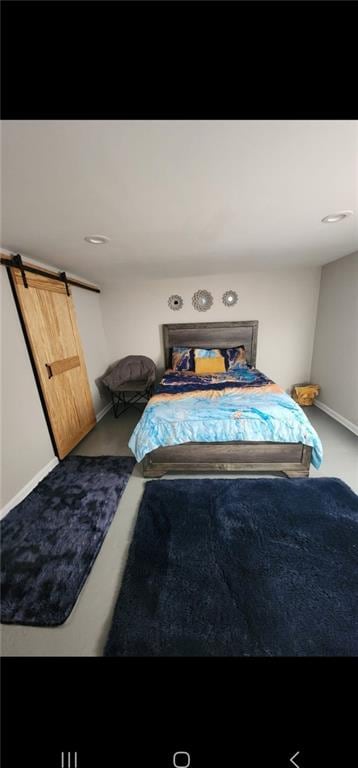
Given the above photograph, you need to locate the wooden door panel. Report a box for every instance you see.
[14,270,69,294]
[46,356,80,377]
[11,267,96,459]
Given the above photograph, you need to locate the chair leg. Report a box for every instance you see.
[111,389,147,418]
[111,392,118,418]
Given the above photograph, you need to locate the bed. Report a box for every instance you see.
[128,321,323,478]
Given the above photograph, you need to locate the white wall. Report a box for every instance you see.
[71,286,111,416]
[311,251,358,428]
[100,267,322,393]
[1,266,56,508]
[0,252,110,511]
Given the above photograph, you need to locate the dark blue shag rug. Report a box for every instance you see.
[104,477,358,656]
[1,455,135,626]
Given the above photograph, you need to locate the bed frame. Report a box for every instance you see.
[143,321,311,478]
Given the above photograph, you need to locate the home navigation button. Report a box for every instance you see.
[173,752,191,768]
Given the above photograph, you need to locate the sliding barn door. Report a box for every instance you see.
[10,267,96,459]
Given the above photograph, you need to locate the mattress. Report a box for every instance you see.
[128,366,323,468]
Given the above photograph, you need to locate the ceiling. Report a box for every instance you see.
[1,120,357,285]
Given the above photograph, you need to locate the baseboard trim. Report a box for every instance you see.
[0,457,59,520]
[314,400,358,436]
[96,402,112,423]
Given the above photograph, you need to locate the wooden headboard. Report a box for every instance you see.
[163,321,258,368]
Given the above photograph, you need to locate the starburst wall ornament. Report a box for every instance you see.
[192,289,213,312]
[168,294,183,311]
[222,290,238,307]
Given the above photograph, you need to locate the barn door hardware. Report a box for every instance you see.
[12,253,28,288]
[59,271,71,296]
[1,252,101,293]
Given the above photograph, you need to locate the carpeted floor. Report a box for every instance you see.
[104,477,358,657]
[1,455,135,626]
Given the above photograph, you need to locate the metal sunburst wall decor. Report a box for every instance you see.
[192,289,213,312]
[222,290,238,307]
[168,294,183,311]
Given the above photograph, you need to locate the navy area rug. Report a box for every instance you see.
[105,477,358,656]
[1,455,135,626]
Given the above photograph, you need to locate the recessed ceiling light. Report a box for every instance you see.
[84,235,110,244]
[321,210,353,224]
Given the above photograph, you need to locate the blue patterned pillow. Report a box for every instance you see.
[194,348,225,359]
[171,347,195,371]
[223,346,247,369]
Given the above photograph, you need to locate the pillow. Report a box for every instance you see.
[194,348,226,374]
[195,356,226,374]
[171,347,194,371]
[194,347,224,359]
[224,345,247,369]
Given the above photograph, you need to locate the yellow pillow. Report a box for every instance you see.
[195,357,226,374]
